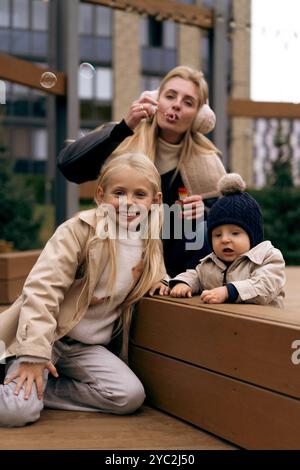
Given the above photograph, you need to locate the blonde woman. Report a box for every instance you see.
[58,66,226,277]
[0,153,166,427]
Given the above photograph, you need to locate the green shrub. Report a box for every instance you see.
[249,188,300,265]
[0,159,43,250]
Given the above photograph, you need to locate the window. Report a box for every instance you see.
[140,17,177,51]
[32,128,47,160]
[32,0,48,31]
[148,17,163,47]
[95,5,111,37]
[78,66,112,102]
[96,67,112,101]
[78,68,94,99]
[163,20,176,49]
[141,75,161,94]
[0,0,10,27]
[79,3,93,35]
[12,0,29,29]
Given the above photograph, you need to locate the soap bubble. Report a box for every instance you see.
[40,71,57,89]
[79,62,95,79]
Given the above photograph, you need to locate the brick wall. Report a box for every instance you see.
[113,10,141,122]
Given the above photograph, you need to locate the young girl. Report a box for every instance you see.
[0,152,166,427]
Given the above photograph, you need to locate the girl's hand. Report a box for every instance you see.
[200,286,228,304]
[170,283,192,298]
[179,195,204,220]
[125,96,159,130]
[149,282,170,296]
[4,361,58,400]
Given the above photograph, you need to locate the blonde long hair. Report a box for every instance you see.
[93,152,164,361]
[106,66,220,177]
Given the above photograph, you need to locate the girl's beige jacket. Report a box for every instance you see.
[0,209,145,362]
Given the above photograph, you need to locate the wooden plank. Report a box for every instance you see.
[0,53,66,96]
[150,295,300,326]
[83,0,213,28]
[0,406,235,450]
[130,346,300,449]
[0,279,23,304]
[132,297,300,400]
[0,250,41,280]
[228,98,300,118]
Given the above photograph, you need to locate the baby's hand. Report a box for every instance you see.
[170,283,192,298]
[149,281,170,296]
[200,286,228,304]
[4,361,58,400]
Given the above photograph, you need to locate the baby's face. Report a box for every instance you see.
[212,224,251,263]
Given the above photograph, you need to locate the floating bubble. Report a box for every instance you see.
[40,71,57,89]
[79,62,95,79]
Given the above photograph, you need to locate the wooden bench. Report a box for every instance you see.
[130,296,300,449]
[0,250,41,304]
[1,250,299,449]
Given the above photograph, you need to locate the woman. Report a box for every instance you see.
[58,66,226,277]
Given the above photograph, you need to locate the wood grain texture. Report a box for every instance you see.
[0,406,235,450]
[131,297,300,399]
[130,347,300,450]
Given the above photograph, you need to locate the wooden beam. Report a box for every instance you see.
[228,98,300,119]
[82,0,213,28]
[0,53,66,96]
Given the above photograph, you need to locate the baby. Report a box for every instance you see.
[169,173,285,308]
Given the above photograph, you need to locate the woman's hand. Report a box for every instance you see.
[200,286,228,304]
[4,361,58,400]
[125,96,159,131]
[179,195,204,220]
[149,281,170,296]
[170,283,192,298]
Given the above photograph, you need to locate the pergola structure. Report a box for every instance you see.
[1,0,299,226]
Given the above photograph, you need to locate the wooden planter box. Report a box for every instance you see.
[0,250,41,304]
[130,296,300,449]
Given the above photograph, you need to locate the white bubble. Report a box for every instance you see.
[40,71,57,89]
[79,62,95,79]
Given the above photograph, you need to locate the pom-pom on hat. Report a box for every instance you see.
[207,173,264,248]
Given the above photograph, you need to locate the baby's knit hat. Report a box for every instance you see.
[207,173,264,248]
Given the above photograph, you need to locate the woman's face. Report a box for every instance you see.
[157,77,199,144]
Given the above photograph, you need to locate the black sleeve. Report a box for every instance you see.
[57,120,134,184]
[226,283,239,303]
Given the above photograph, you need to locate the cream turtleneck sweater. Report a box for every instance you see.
[155,137,182,176]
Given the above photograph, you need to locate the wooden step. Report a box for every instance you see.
[0,406,236,450]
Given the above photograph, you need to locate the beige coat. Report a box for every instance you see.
[0,209,145,362]
[171,241,285,308]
